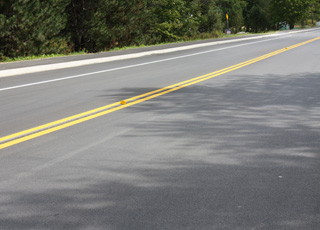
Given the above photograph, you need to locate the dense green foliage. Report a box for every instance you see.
[270,0,312,29]
[0,0,319,59]
[244,0,271,32]
[0,0,69,58]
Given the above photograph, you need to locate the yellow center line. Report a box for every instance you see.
[0,48,284,144]
[1,36,319,150]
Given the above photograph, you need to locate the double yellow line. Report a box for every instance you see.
[1,37,319,150]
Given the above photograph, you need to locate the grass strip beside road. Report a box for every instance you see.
[1,36,319,150]
[0,33,267,63]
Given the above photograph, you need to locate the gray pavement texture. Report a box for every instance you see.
[0,29,314,71]
[0,30,320,230]
[0,34,262,71]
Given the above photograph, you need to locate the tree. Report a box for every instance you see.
[105,0,153,47]
[65,0,154,52]
[270,0,311,29]
[64,0,110,52]
[217,0,246,32]
[148,0,201,42]
[5,0,316,60]
[199,0,223,33]
[309,0,320,25]
[244,0,272,32]
[0,0,69,59]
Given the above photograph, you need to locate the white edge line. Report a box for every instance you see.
[1,28,318,79]
[0,33,286,79]
[0,35,294,92]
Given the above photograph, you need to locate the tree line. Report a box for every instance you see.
[1,0,319,60]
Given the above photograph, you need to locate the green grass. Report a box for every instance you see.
[105,32,275,52]
[2,51,87,63]
[1,31,277,63]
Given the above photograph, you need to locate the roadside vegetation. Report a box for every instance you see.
[1,0,319,62]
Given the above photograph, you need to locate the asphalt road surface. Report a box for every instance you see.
[0,30,320,230]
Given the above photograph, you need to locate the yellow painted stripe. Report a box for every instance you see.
[0,102,120,143]
[0,49,284,143]
[1,36,319,150]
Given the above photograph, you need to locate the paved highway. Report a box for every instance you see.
[0,30,320,229]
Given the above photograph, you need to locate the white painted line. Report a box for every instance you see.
[288,28,320,34]
[0,35,292,92]
[0,34,286,79]
[1,28,319,79]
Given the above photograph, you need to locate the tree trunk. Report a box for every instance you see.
[289,23,295,30]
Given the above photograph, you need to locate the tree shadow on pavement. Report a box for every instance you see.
[0,73,319,230]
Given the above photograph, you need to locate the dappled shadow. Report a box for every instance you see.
[0,73,319,229]
[1,160,319,230]
[100,72,320,165]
